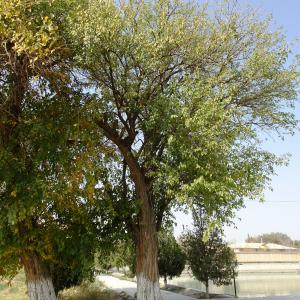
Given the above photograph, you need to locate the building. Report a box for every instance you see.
[229,243,300,273]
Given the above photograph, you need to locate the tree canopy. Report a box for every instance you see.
[0,1,118,298]
[67,0,299,228]
[182,228,237,299]
[246,232,300,247]
[158,230,186,288]
[181,206,237,299]
[0,1,299,299]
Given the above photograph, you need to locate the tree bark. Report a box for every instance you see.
[95,120,162,299]
[135,218,161,300]
[133,175,161,300]
[205,280,210,299]
[0,53,28,146]
[132,165,162,300]
[22,252,57,300]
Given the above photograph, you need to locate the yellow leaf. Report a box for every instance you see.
[41,33,48,44]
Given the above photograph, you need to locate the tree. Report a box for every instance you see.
[66,1,298,299]
[158,231,186,288]
[0,82,98,299]
[246,232,293,246]
[96,240,136,276]
[246,232,300,249]
[0,1,114,299]
[181,224,237,299]
[0,81,119,299]
[293,240,300,248]
[0,1,75,298]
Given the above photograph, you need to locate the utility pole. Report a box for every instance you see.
[233,272,237,298]
[232,265,238,298]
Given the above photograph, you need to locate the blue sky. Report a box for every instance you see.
[175,0,300,242]
[225,0,300,242]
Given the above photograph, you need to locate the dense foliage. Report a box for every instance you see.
[95,240,136,277]
[246,232,300,247]
[0,2,120,298]
[67,0,299,227]
[158,231,186,287]
[0,0,299,299]
[66,2,298,297]
[181,209,237,299]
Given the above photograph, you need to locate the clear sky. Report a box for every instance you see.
[175,0,300,242]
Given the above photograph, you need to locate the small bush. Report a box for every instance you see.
[59,281,119,300]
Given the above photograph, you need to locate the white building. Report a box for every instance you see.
[229,243,300,273]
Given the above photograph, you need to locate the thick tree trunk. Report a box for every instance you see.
[135,195,162,300]
[96,119,162,299]
[135,220,161,300]
[205,281,210,299]
[22,253,56,300]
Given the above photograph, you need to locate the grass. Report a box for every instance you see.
[0,271,124,300]
[58,281,121,300]
[0,272,27,300]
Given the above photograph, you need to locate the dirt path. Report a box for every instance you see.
[97,275,236,300]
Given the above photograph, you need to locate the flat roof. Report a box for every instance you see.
[229,243,298,251]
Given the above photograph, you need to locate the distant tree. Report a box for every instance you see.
[181,206,237,300]
[96,230,187,286]
[95,240,136,277]
[246,232,293,246]
[158,231,186,288]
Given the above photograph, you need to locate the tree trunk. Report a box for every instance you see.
[164,275,168,289]
[135,198,162,300]
[22,253,56,300]
[95,120,162,299]
[205,280,210,299]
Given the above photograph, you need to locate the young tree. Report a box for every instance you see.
[181,224,237,299]
[67,1,298,298]
[158,231,186,288]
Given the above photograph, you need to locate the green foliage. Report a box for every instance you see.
[0,0,299,297]
[48,219,98,295]
[246,232,299,247]
[95,240,136,277]
[181,227,237,295]
[67,0,299,233]
[158,231,186,286]
[0,0,76,281]
[180,205,237,297]
[0,1,118,289]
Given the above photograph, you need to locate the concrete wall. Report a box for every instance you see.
[237,262,300,273]
[236,252,300,263]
